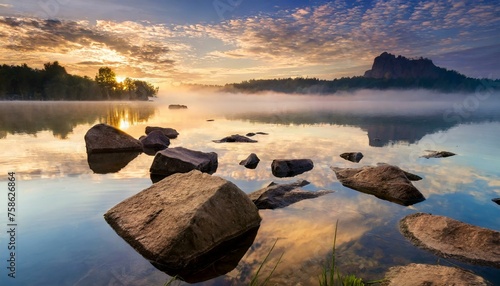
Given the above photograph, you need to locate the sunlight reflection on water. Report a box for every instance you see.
[0,94,499,285]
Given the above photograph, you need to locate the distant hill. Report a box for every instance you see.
[222,52,500,94]
[364,52,450,79]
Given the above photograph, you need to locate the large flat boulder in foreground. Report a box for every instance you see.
[400,213,500,268]
[382,263,491,286]
[331,164,425,206]
[248,180,333,209]
[271,159,314,178]
[84,123,143,154]
[150,147,218,177]
[104,170,262,276]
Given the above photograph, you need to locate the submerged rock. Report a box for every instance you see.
[213,134,257,143]
[145,126,179,139]
[246,132,256,137]
[104,170,262,280]
[248,180,333,209]
[399,213,500,268]
[339,152,364,163]
[155,226,259,283]
[271,159,314,178]
[87,152,141,174]
[330,164,425,206]
[150,147,218,178]
[140,130,170,154]
[239,153,260,169]
[421,150,456,159]
[84,123,143,154]
[382,263,492,286]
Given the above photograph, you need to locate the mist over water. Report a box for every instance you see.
[159,89,500,117]
[1,90,499,285]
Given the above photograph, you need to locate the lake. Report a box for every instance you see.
[0,90,499,285]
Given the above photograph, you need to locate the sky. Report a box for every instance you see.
[0,0,499,88]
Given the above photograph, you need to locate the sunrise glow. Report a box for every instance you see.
[0,1,498,89]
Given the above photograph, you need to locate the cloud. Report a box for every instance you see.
[167,0,498,82]
[0,17,180,82]
[1,0,499,85]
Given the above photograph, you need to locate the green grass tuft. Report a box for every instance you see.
[318,220,366,286]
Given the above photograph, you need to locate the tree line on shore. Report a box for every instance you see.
[0,62,158,101]
[222,74,500,94]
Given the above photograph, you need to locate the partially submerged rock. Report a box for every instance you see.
[213,134,257,143]
[421,150,456,159]
[248,180,333,209]
[140,130,170,154]
[168,104,187,109]
[150,147,218,178]
[377,163,423,181]
[104,170,262,279]
[84,123,143,154]
[271,159,314,178]
[145,126,179,139]
[400,213,500,268]
[330,164,425,206]
[492,198,500,205]
[239,153,260,169]
[382,263,492,286]
[340,152,364,163]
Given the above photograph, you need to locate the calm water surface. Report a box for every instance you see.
[0,91,499,285]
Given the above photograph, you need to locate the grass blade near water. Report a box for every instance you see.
[319,220,365,286]
[250,239,284,286]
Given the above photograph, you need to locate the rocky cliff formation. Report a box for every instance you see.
[364,52,446,79]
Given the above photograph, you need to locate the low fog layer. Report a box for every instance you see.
[158,89,500,116]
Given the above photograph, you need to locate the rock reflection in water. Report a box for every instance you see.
[87,152,142,174]
[151,226,259,283]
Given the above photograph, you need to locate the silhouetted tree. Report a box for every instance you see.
[95,67,117,99]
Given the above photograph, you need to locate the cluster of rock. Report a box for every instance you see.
[86,123,334,282]
[86,123,498,284]
[330,151,499,283]
[85,124,178,155]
